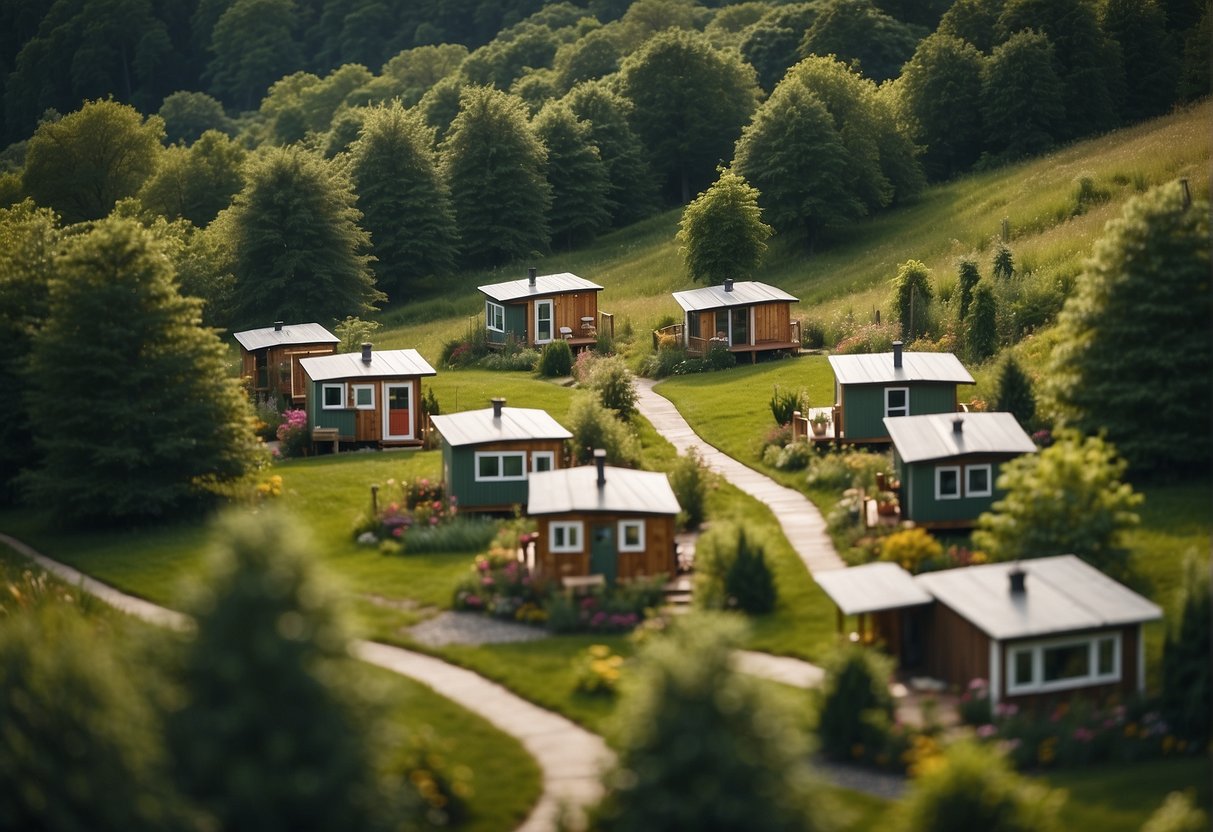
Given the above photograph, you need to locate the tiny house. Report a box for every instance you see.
[233,321,339,403]
[478,268,611,350]
[429,398,573,512]
[826,341,975,443]
[298,345,436,448]
[528,452,680,585]
[884,412,1036,529]
[663,279,800,362]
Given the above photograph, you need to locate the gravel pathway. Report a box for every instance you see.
[407,611,551,647]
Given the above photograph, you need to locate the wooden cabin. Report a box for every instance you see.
[233,321,339,403]
[825,341,975,444]
[429,398,573,513]
[527,452,680,585]
[815,556,1162,708]
[660,279,801,362]
[478,268,612,351]
[298,344,436,448]
[884,412,1036,529]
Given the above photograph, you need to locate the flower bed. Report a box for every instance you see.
[353,477,481,553]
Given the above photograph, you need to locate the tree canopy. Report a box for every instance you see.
[677,168,771,285]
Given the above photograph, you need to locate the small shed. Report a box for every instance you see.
[478,268,611,350]
[299,344,437,448]
[233,321,339,403]
[429,398,573,512]
[527,452,680,585]
[663,279,800,362]
[826,341,974,443]
[884,412,1037,529]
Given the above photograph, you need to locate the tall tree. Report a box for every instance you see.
[206,0,303,111]
[22,99,165,225]
[955,257,981,321]
[348,102,457,299]
[23,217,257,524]
[532,101,611,250]
[677,168,772,285]
[991,353,1035,429]
[798,0,925,84]
[964,280,998,362]
[440,86,551,268]
[137,129,247,227]
[739,3,826,92]
[891,259,934,341]
[1099,0,1179,122]
[619,29,760,203]
[158,90,235,145]
[980,30,1065,163]
[223,145,382,328]
[1044,181,1211,474]
[937,0,1006,53]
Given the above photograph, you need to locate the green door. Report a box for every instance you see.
[590,523,617,584]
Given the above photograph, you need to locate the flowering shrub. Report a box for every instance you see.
[253,474,284,503]
[276,409,309,458]
[352,477,464,551]
[879,528,943,573]
[572,644,624,696]
[571,348,600,384]
[452,549,549,621]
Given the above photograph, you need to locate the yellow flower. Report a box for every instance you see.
[589,644,611,659]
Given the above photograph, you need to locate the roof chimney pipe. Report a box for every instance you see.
[953,416,964,434]
[274,320,284,331]
[528,267,537,287]
[1009,563,1026,595]
[361,342,372,364]
[594,448,606,488]
[724,277,734,292]
[491,397,505,419]
[893,340,903,369]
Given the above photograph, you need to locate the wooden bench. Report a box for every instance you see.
[561,574,606,592]
[311,426,340,455]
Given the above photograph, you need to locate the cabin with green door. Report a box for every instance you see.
[429,398,572,513]
[528,452,680,586]
[478,268,611,351]
[825,341,975,444]
[884,412,1036,529]
[298,344,436,449]
[233,321,339,404]
[659,279,801,362]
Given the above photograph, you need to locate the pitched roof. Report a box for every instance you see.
[299,349,436,382]
[828,351,975,386]
[914,555,1162,641]
[814,562,934,616]
[672,281,799,312]
[884,412,1037,464]
[527,465,681,516]
[478,272,603,303]
[430,407,572,446]
[232,322,339,351]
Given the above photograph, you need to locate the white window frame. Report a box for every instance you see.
[618,519,645,552]
[474,451,527,482]
[935,465,961,500]
[1006,633,1122,696]
[352,384,375,410]
[486,300,505,332]
[966,463,993,498]
[534,299,554,344]
[550,521,584,553]
[322,383,346,410]
[531,450,555,473]
[885,386,909,418]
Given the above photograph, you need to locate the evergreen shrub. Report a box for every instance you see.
[538,339,573,376]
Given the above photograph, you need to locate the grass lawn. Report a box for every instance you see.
[1044,756,1212,832]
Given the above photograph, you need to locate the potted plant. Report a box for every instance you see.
[875,490,898,516]
[811,412,829,436]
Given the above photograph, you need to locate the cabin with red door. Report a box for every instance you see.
[233,321,339,404]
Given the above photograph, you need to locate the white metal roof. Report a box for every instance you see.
[885,412,1037,464]
[814,562,934,616]
[914,555,1162,641]
[429,406,572,446]
[527,465,681,516]
[232,322,339,351]
[828,351,975,385]
[299,349,436,382]
[672,281,799,312]
[478,272,603,303]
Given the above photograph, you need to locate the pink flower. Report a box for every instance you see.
[392,526,403,538]
[432,500,441,510]
[977,724,997,738]
[429,516,438,526]
[481,576,495,587]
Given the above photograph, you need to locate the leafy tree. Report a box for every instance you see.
[894,741,1064,832]
[893,33,985,180]
[553,27,622,91]
[1177,7,1211,102]
[1160,557,1211,748]
[206,0,303,111]
[799,0,925,84]
[964,280,998,362]
[418,74,466,143]
[158,90,234,145]
[972,431,1142,577]
[815,642,895,760]
[137,129,247,226]
[22,98,165,225]
[891,259,933,341]
[677,168,771,285]
[991,354,1035,429]
[590,614,832,831]
[168,509,388,832]
[440,86,551,268]
[980,29,1065,163]
[223,146,383,327]
[619,29,760,203]
[937,0,1004,53]
[669,446,711,530]
[379,43,470,107]
[460,23,561,89]
[1044,181,1211,474]
[992,242,1014,279]
[348,103,457,299]
[1100,0,1179,122]
[533,101,611,249]
[955,257,981,321]
[23,217,257,524]
[585,354,638,418]
[739,3,826,92]
[565,393,641,466]
[323,107,369,158]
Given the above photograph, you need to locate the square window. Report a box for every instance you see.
[353,385,374,410]
[478,455,500,479]
[322,384,345,409]
[619,520,645,552]
[936,466,960,499]
[966,464,992,497]
[502,454,524,478]
[885,387,909,418]
[486,301,504,332]
[551,521,583,553]
[532,452,554,473]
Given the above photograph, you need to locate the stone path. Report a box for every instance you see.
[408,611,552,647]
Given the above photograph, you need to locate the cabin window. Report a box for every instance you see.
[254,350,269,389]
[535,299,554,343]
[550,521,583,553]
[1006,633,1121,695]
[714,310,729,339]
[687,312,701,339]
[475,451,527,481]
[352,384,375,410]
[730,306,749,345]
[531,451,555,473]
[618,519,645,552]
[322,383,346,409]
[935,466,960,500]
[885,387,909,418]
[486,301,505,332]
[966,464,992,497]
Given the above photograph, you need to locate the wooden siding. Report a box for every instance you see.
[306,378,423,445]
[497,291,600,345]
[901,453,1013,525]
[924,600,990,688]
[241,343,337,400]
[445,438,566,511]
[535,512,676,582]
[840,382,959,441]
[753,301,792,344]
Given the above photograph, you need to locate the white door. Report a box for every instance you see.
[382,382,413,441]
[535,299,554,344]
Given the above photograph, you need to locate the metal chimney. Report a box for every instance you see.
[528,267,537,287]
[361,343,372,364]
[953,416,964,434]
[1009,563,1026,595]
[491,397,505,419]
[724,277,734,292]
[893,340,903,369]
[274,321,284,331]
[594,449,606,488]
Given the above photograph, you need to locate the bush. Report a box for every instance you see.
[439,321,491,367]
[772,442,812,471]
[669,447,711,531]
[252,393,283,441]
[479,348,538,371]
[334,316,383,353]
[389,516,497,553]
[538,339,573,376]
[640,344,688,379]
[573,644,624,696]
[957,678,993,726]
[833,321,900,354]
[570,348,600,383]
[276,408,310,458]
[452,549,549,622]
[724,529,776,615]
[671,357,707,374]
[769,385,807,426]
[585,354,637,417]
[694,524,776,615]
[799,316,826,349]
[879,527,944,574]
[566,393,641,466]
[1161,556,1211,748]
[1140,792,1209,832]
[816,643,896,762]
[705,341,736,370]
[805,448,892,493]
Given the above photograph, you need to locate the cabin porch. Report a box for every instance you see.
[652,318,801,362]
